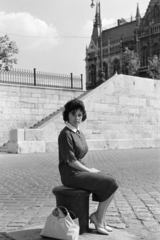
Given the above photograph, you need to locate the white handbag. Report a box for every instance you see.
[40,206,79,240]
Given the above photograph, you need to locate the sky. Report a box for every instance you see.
[0,0,149,79]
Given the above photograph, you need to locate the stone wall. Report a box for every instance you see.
[83,74,160,149]
[8,74,160,153]
[0,83,84,146]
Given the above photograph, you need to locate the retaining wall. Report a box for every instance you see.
[8,74,160,153]
[0,83,84,146]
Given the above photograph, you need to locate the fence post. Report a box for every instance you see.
[34,68,36,86]
[70,73,73,89]
[81,74,83,90]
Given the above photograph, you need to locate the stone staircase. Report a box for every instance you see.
[0,144,8,153]
[5,74,160,153]
[0,89,91,153]
[30,108,63,129]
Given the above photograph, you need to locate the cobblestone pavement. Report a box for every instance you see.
[0,149,160,240]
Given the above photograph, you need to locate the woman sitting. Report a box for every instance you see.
[58,98,119,235]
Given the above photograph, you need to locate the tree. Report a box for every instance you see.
[0,35,19,71]
[147,55,160,79]
[122,47,140,76]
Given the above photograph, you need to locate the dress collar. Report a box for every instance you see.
[66,122,80,133]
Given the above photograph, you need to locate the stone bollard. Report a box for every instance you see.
[52,185,91,235]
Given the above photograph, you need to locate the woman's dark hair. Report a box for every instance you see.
[63,98,87,122]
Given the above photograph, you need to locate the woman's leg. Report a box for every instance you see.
[103,193,115,219]
[95,193,115,226]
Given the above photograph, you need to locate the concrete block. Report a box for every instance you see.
[42,122,57,141]
[39,98,50,103]
[31,93,42,98]
[155,139,160,148]
[94,103,103,112]
[0,102,6,107]
[105,81,116,95]
[8,141,45,153]
[145,80,155,92]
[25,129,42,141]
[9,129,24,142]
[21,109,31,114]
[0,85,20,92]
[7,96,19,102]
[21,92,32,98]
[133,139,155,149]
[28,98,39,103]
[19,97,30,103]
[87,112,99,120]
[45,142,58,152]
[134,78,146,91]
[2,108,13,114]
[8,142,18,153]
[43,103,57,109]
[87,139,134,150]
[119,96,131,105]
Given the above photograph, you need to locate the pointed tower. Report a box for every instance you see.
[136,3,141,26]
[134,3,141,53]
[91,3,101,46]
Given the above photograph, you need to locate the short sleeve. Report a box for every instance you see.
[58,130,77,164]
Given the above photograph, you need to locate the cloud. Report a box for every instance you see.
[0,11,61,50]
[102,18,116,29]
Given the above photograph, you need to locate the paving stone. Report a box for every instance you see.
[0,149,160,239]
[142,220,160,232]
[154,214,160,222]
[136,212,155,221]
[108,222,126,229]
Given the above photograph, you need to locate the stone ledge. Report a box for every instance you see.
[87,139,158,150]
[8,141,45,154]
[7,138,160,153]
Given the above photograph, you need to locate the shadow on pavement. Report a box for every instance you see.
[1,227,140,240]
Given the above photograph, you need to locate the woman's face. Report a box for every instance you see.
[68,109,83,129]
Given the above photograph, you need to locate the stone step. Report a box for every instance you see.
[30,107,63,129]
[30,90,91,129]
[0,146,8,153]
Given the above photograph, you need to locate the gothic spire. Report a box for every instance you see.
[91,2,101,46]
[136,3,141,26]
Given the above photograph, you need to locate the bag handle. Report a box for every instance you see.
[52,206,77,219]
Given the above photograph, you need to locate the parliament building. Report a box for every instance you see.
[85,0,160,89]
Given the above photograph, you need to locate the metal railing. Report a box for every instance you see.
[0,68,83,90]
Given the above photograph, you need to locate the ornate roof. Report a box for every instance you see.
[102,21,136,46]
[139,0,160,29]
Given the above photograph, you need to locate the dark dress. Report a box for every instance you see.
[58,126,119,202]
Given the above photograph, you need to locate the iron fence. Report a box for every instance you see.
[0,68,83,90]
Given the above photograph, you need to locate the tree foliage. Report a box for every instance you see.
[147,55,160,79]
[0,35,19,71]
[122,47,140,76]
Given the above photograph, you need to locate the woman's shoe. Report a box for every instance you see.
[104,224,113,232]
[89,213,109,235]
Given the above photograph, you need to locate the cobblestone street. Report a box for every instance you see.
[0,149,160,240]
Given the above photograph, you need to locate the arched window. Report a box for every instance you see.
[103,62,108,80]
[152,42,160,58]
[113,59,120,74]
[89,64,96,87]
[141,45,148,67]
[154,5,160,23]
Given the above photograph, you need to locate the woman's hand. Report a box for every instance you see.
[68,161,101,173]
[89,168,101,173]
